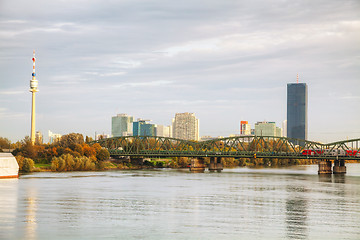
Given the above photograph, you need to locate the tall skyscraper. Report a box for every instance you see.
[287,82,308,140]
[172,113,199,141]
[112,114,134,137]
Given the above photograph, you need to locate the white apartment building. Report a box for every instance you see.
[48,130,62,144]
[172,113,199,141]
[156,125,172,138]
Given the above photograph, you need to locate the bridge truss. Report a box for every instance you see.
[93,136,360,160]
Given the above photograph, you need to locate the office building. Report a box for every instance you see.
[133,119,156,136]
[112,114,133,137]
[172,113,199,141]
[254,121,282,137]
[287,83,307,140]
[156,125,172,138]
[240,121,251,135]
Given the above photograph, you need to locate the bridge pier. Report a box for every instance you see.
[318,160,332,174]
[333,159,346,174]
[209,157,223,172]
[190,158,205,173]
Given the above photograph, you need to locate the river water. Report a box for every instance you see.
[1,164,360,240]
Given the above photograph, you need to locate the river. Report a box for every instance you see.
[1,164,360,240]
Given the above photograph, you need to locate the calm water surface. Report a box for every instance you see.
[1,164,360,240]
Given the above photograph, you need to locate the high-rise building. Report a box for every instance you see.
[172,113,199,141]
[240,121,251,135]
[35,131,43,144]
[112,114,133,137]
[48,130,62,144]
[133,119,156,136]
[254,121,282,137]
[156,125,172,138]
[282,120,287,137]
[287,83,307,140]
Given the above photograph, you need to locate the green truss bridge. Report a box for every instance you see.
[93,136,360,160]
[92,136,359,174]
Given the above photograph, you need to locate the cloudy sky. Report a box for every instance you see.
[0,0,359,143]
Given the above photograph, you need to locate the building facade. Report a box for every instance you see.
[282,120,287,137]
[112,114,133,137]
[35,131,43,145]
[287,83,308,140]
[172,113,199,141]
[240,121,251,135]
[133,120,156,137]
[48,130,61,144]
[254,121,282,137]
[156,125,172,138]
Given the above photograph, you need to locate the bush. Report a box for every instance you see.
[51,154,97,171]
[15,156,35,172]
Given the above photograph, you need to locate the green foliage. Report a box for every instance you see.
[59,133,84,149]
[51,154,96,172]
[96,148,110,161]
[0,137,11,149]
[16,155,35,172]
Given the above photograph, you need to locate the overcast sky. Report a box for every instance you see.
[0,0,359,143]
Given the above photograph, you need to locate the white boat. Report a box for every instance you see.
[0,153,19,178]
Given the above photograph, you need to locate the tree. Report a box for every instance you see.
[85,136,94,143]
[92,143,102,154]
[0,137,11,149]
[59,133,84,149]
[96,148,110,161]
[83,144,96,158]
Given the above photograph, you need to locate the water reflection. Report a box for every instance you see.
[22,188,38,240]
[286,186,308,240]
[0,179,18,240]
[333,174,346,184]
[318,174,332,183]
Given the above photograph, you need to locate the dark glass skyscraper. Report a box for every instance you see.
[287,83,308,140]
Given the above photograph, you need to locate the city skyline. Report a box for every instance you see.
[0,0,359,143]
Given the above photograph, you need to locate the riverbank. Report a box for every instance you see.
[25,158,359,173]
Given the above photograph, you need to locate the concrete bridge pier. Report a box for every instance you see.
[209,157,223,172]
[318,160,332,174]
[190,158,205,173]
[333,159,346,174]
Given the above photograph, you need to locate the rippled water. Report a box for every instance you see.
[1,164,360,240]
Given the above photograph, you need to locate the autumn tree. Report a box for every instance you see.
[0,137,11,150]
[96,148,110,161]
[59,133,84,149]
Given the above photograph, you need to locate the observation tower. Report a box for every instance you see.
[30,50,39,144]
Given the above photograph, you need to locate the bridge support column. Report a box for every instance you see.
[333,159,346,174]
[190,158,205,173]
[318,160,332,174]
[209,157,223,172]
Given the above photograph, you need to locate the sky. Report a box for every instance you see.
[0,0,359,143]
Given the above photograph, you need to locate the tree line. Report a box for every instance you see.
[1,133,109,172]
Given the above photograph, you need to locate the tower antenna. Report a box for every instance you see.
[30,50,39,144]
